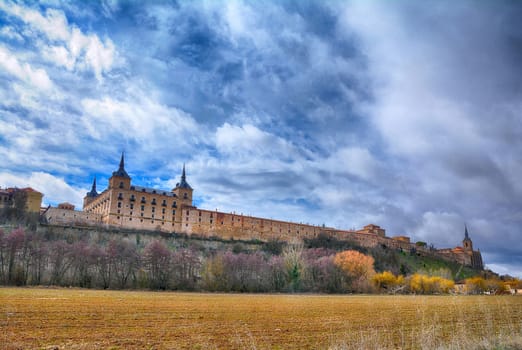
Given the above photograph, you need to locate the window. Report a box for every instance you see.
[152,207,155,213]
[162,200,167,206]
[172,210,176,215]
[141,197,146,203]
[184,193,188,199]
[210,219,213,224]
[162,208,165,214]
[119,182,124,188]
[130,211,133,215]
[130,204,134,209]
[130,195,135,201]
[141,205,145,211]
[198,218,201,222]
[151,198,157,205]
[199,212,202,216]
[118,202,122,208]
[118,193,123,200]
[117,210,120,214]
[186,210,189,215]
[172,201,177,208]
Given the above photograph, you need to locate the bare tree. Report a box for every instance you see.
[6,228,26,285]
[49,240,74,286]
[143,240,172,289]
[171,248,200,290]
[91,245,112,289]
[70,241,94,287]
[108,239,139,289]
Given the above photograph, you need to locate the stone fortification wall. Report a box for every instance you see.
[43,208,102,227]
[180,208,326,242]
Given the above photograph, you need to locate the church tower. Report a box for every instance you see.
[463,225,473,252]
[83,177,98,208]
[172,164,193,207]
[108,153,131,190]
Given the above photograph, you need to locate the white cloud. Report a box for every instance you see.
[0,171,85,208]
[0,25,24,41]
[0,45,54,91]
[0,1,117,80]
[215,123,298,161]
[80,84,199,150]
[323,147,379,180]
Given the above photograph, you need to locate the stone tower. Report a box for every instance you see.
[463,225,473,252]
[172,164,193,207]
[83,177,98,208]
[108,153,131,190]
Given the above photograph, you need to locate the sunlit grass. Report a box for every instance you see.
[1,288,521,349]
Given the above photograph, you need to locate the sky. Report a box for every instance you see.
[0,0,521,277]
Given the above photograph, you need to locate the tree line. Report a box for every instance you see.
[0,227,518,294]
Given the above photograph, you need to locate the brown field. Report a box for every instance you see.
[1,288,521,349]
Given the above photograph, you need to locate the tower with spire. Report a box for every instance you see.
[83,177,99,207]
[463,224,473,252]
[172,164,193,207]
[109,152,131,190]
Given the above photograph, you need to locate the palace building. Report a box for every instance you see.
[41,153,483,269]
[80,153,326,241]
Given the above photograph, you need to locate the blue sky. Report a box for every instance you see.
[1,1,521,277]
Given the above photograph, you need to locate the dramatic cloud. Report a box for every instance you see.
[0,1,116,80]
[1,1,521,277]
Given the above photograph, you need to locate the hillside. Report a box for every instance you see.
[0,221,491,294]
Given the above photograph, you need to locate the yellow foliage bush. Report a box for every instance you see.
[334,251,375,278]
[372,271,405,292]
[409,273,455,294]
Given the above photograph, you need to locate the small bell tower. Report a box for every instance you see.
[172,164,193,206]
[108,152,131,190]
[463,225,473,252]
[83,177,99,208]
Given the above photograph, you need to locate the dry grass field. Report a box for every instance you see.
[1,288,521,349]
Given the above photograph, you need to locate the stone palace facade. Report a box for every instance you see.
[41,154,483,269]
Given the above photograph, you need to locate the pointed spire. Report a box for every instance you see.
[112,152,130,178]
[86,177,98,197]
[464,224,470,240]
[177,163,192,189]
[119,152,125,171]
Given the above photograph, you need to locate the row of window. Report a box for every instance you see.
[117,201,176,215]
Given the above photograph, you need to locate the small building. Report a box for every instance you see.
[57,202,75,210]
[0,186,43,213]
